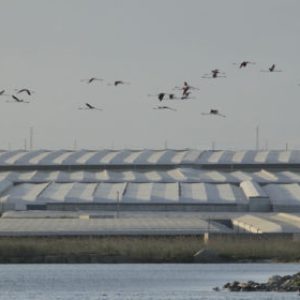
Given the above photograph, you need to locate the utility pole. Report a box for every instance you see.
[211,141,215,151]
[164,140,168,149]
[29,127,33,150]
[256,126,259,151]
[73,139,77,150]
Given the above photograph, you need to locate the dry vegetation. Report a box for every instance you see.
[0,236,298,263]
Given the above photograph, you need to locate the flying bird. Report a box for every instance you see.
[261,64,282,72]
[148,93,177,101]
[181,92,195,100]
[78,103,102,110]
[202,69,226,79]
[0,90,9,97]
[153,105,177,111]
[174,81,200,96]
[81,77,104,84]
[7,95,30,103]
[108,80,130,86]
[15,88,34,96]
[202,109,226,118]
[233,61,256,68]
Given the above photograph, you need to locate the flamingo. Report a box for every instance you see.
[202,109,226,118]
[233,61,255,68]
[181,92,195,100]
[148,93,177,101]
[15,88,34,96]
[202,69,226,79]
[7,95,30,103]
[174,81,200,96]
[108,80,130,86]
[0,90,9,97]
[78,103,102,110]
[81,77,104,84]
[261,64,282,72]
[153,105,177,111]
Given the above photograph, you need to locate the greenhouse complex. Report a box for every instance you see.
[0,149,300,236]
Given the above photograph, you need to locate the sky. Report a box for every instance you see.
[0,0,300,151]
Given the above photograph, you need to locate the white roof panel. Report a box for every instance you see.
[231,151,247,163]
[254,151,269,163]
[151,183,179,202]
[240,181,268,198]
[122,151,144,164]
[62,150,97,165]
[31,171,60,182]
[180,183,208,202]
[15,171,36,182]
[38,150,68,165]
[123,183,152,202]
[144,171,162,181]
[0,180,13,196]
[38,183,74,202]
[273,151,291,163]
[182,150,202,163]
[205,171,228,182]
[99,151,119,164]
[290,151,300,163]
[253,170,278,182]
[110,150,134,164]
[14,150,47,165]
[5,152,28,164]
[166,169,186,181]
[205,183,245,203]
[158,150,187,164]
[2,183,49,202]
[0,172,15,181]
[1,149,300,166]
[106,170,136,182]
[53,152,73,164]
[206,151,225,163]
[65,183,97,202]
[230,171,253,182]
[264,184,300,206]
[277,171,300,182]
[57,171,85,182]
[233,215,282,233]
[216,184,241,203]
[84,150,110,164]
[94,182,126,202]
[28,151,51,164]
[147,150,166,164]
[93,170,109,181]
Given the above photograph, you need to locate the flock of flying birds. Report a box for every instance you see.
[147,61,285,117]
[0,61,287,118]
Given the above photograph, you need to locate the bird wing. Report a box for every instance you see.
[12,95,21,102]
[85,103,94,109]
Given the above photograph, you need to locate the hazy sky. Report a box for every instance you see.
[0,0,300,150]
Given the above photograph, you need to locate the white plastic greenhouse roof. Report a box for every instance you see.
[0,149,300,166]
[2,169,300,184]
[0,182,249,209]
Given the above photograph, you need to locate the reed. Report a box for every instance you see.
[0,236,298,263]
[207,238,300,261]
[0,236,201,263]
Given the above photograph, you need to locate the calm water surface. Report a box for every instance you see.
[0,263,299,300]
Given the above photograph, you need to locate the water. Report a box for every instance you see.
[0,263,299,300]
